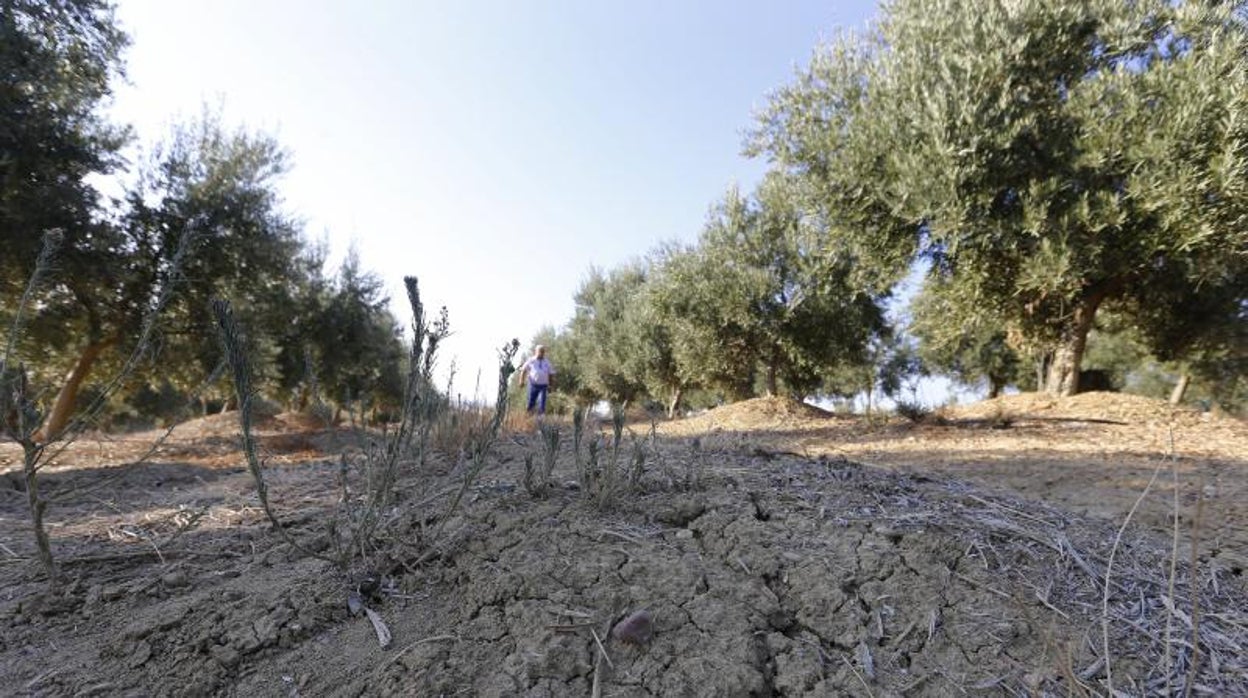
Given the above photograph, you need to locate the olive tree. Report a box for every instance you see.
[751,0,1248,395]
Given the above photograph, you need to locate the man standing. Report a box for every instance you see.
[518,345,555,415]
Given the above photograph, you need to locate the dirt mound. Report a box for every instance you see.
[270,411,331,432]
[166,411,273,438]
[945,390,1240,428]
[668,396,835,435]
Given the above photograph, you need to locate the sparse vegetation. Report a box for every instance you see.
[523,422,560,497]
[2,1,1246,695]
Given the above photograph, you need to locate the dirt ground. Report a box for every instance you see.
[664,393,1248,574]
[1,394,1245,696]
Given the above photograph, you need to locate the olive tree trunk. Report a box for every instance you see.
[1044,283,1117,397]
[1169,373,1191,406]
[38,338,111,441]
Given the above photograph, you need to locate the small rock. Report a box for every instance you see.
[675,529,695,540]
[611,610,654,645]
[655,499,706,527]
[253,616,280,647]
[83,584,103,615]
[161,570,189,587]
[126,640,152,669]
[101,584,126,602]
[347,592,364,616]
[209,643,240,668]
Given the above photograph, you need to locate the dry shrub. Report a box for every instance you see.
[523,423,560,497]
[3,230,198,585]
[430,402,492,459]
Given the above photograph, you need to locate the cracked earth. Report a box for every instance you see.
[1,398,1246,696]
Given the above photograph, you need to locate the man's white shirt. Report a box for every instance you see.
[523,357,554,385]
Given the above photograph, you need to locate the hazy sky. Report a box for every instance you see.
[107,0,880,397]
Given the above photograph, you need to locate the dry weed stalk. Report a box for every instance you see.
[1185,479,1206,698]
[345,277,450,563]
[524,422,560,497]
[572,407,588,484]
[1165,427,1181,696]
[2,230,53,573]
[1101,455,1164,695]
[573,404,630,509]
[212,299,332,564]
[430,339,519,543]
[3,229,196,584]
[625,430,647,490]
[684,436,706,490]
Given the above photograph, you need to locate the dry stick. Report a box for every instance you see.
[1185,483,1206,698]
[3,232,63,583]
[382,635,458,674]
[841,654,876,698]
[1102,456,1165,695]
[1165,426,1180,697]
[590,627,615,670]
[590,651,604,698]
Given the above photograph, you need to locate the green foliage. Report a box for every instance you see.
[751,0,1248,397]
[0,0,129,299]
[1085,311,1247,414]
[538,172,890,411]
[909,276,1024,397]
[311,249,408,415]
[648,175,889,401]
[1,1,410,429]
[570,264,651,404]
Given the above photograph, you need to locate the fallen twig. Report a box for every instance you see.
[591,627,615,670]
[363,607,392,648]
[841,653,875,698]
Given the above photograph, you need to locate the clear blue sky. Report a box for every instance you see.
[107,0,882,398]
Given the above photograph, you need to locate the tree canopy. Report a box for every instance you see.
[2,2,412,432]
[750,0,1248,397]
[530,175,891,412]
